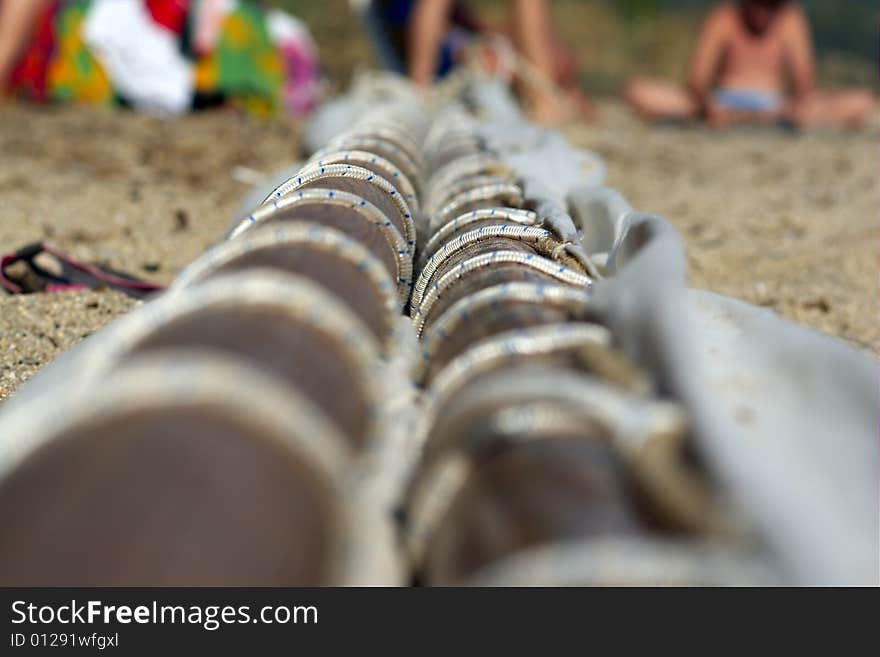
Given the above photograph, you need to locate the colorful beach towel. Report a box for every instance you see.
[6,0,320,116]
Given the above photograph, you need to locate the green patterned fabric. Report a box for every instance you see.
[211,2,284,115]
[48,0,114,105]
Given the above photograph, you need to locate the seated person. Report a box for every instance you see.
[363,0,592,124]
[624,0,875,129]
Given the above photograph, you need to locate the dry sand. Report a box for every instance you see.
[566,102,879,354]
[0,100,877,401]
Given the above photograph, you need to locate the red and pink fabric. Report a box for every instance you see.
[145,0,190,34]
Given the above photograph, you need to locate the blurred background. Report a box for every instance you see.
[279,0,879,92]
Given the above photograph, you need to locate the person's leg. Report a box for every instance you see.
[0,0,52,90]
[546,28,594,120]
[407,0,454,88]
[511,0,570,124]
[790,90,876,129]
[624,78,699,122]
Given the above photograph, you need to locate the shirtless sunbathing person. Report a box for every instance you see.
[624,0,875,129]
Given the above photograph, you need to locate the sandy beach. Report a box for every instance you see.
[1,100,877,401]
